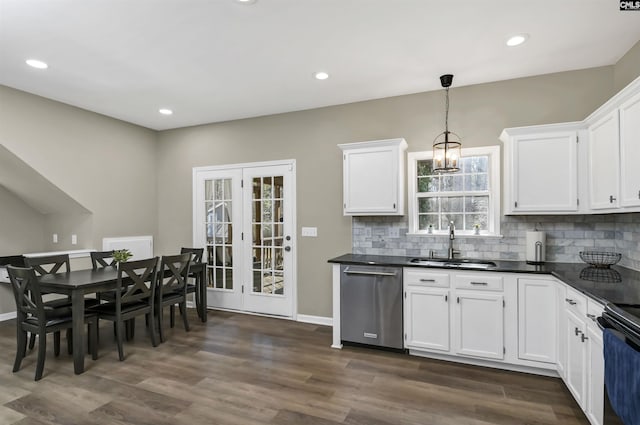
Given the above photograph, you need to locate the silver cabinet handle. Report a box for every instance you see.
[565,298,577,305]
[343,268,397,277]
[470,281,488,285]
[610,195,617,203]
[444,294,448,302]
[575,327,582,336]
[586,313,597,322]
[581,334,588,343]
[420,278,436,282]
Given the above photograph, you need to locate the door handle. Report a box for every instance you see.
[343,268,397,277]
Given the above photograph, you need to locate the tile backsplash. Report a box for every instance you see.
[352,213,640,270]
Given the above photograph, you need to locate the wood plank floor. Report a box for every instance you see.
[0,310,590,425]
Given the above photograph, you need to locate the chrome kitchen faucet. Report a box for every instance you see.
[448,221,460,260]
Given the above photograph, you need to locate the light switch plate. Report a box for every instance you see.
[52,234,58,243]
[301,227,317,237]
[71,234,77,245]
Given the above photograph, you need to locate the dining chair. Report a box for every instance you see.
[90,250,116,269]
[7,266,98,381]
[180,247,204,319]
[156,253,192,343]
[89,257,159,361]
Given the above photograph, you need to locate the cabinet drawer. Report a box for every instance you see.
[404,269,450,288]
[454,274,503,291]
[564,286,587,316]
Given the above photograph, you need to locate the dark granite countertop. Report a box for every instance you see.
[328,253,640,307]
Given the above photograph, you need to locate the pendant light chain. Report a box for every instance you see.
[444,86,449,134]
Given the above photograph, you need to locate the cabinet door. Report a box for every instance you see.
[619,91,640,208]
[565,309,587,409]
[454,291,504,360]
[511,132,578,212]
[557,284,567,379]
[588,111,620,209]
[404,287,450,351]
[586,321,604,425]
[341,139,406,215]
[518,278,558,364]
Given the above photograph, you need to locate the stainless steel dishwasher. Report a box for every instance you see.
[340,264,403,349]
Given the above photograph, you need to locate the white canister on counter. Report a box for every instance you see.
[526,231,546,264]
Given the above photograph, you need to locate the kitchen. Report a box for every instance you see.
[1,1,640,424]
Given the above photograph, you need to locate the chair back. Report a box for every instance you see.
[91,251,116,269]
[7,266,45,323]
[24,254,70,276]
[180,247,203,263]
[158,253,192,298]
[116,257,159,306]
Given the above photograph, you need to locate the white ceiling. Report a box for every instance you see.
[1,0,639,131]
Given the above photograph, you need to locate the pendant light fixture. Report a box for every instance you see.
[433,74,462,173]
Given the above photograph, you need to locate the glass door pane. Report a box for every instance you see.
[251,176,285,296]
[205,178,234,291]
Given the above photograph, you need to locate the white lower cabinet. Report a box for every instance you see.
[518,278,558,364]
[404,287,450,351]
[454,290,504,360]
[403,268,607,425]
[565,308,588,409]
[585,301,605,425]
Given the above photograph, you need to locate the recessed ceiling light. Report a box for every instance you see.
[236,0,257,4]
[314,71,329,80]
[506,34,529,47]
[159,108,173,115]
[26,59,48,69]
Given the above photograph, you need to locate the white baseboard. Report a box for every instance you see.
[297,314,332,327]
[0,311,17,322]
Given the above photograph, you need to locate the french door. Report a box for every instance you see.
[193,161,296,318]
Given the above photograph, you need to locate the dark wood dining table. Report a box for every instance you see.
[37,262,207,374]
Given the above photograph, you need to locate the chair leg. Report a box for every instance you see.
[66,329,73,355]
[180,302,190,332]
[35,332,47,381]
[170,305,175,328]
[54,331,61,356]
[149,309,158,348]
[89,321,98,360]
[13,329,27,373]
[115,320,125,361]
[28,332,35,350]
[129,318,136,339]
[158,306,165,343]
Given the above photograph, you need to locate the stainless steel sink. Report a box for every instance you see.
[409,258,497,270]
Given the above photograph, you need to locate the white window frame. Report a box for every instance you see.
[407,145,501,237]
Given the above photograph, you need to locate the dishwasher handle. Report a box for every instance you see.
[343,267,397,277]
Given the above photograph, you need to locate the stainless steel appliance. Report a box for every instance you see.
[340,264,403,349]
[598,304,640,425]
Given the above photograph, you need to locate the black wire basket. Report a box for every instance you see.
[579,251,622,268]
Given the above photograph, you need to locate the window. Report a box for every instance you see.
[408,146,501,236]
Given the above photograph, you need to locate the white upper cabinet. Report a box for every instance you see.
[501,124,580,214]
[619,90,640,208]
[584,76,640,213]
[587,110,620,210]
[338,138,407,216]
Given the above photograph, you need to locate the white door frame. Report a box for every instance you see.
[192,159,297,319]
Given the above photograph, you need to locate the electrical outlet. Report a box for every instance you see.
[71,234,77,245]
[301,227,318,237]
[388,227,399,238]
[52,234,58,244]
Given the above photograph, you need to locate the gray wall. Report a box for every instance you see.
[0,186,45,255]
[615,40,640,92]
[0,86,158,255]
